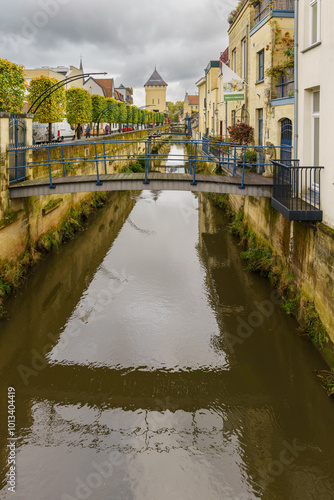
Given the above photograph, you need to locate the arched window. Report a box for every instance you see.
[281,118,292,164]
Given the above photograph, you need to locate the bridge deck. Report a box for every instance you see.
[9,172,273,199]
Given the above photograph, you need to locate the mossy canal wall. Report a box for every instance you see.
[209,192,334,365]
[0,122,165,261]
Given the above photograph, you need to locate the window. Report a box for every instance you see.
[232,48,236,73]
[310,0,320,44]
[158,99,160,104]
[232,110,236,125]
[258,50,264,81]
[257,109,263,146]
[242,38,247,80]
[152,99,154,104]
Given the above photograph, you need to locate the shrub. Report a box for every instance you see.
[227,121,254,145]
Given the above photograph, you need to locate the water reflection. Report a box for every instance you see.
[0,179,334,499]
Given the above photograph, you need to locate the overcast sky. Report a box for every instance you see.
[0,0,235,106]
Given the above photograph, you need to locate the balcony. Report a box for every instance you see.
[253,0,294,26]
[271,160,323,221]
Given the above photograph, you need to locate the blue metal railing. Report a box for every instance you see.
[7,135,295,192]
[7,137,227,189]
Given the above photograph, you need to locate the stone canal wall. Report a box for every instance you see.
[226,193,334,361]
[0,123,165,261]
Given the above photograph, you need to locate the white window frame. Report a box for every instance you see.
[310,0,321,45]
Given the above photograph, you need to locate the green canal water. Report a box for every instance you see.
[1,145,334,499]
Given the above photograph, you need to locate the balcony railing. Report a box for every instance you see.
[275,79,294,98]
[271,160,324,221]
[254,0,294,24]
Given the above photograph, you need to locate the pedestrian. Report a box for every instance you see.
[85,125,91,139]
[76,124,82,140]
[105,124,109,135]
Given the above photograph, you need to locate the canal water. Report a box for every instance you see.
[1,145,334,499]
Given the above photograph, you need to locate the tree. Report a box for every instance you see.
[131,106,139,129]
[167,101,183,122]
[27,76,66,142]
[227,121,254,145]
[65,88,92,140]
[117,102,127,132]
[105,97,119,131]
[125,105,132,127]
[0,59,26,113]
[91,94,106,136]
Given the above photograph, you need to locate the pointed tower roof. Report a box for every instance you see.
[144,68,168,87]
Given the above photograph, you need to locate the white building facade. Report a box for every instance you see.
[297,0,334,228]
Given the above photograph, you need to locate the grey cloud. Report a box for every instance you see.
[0,0,233,104]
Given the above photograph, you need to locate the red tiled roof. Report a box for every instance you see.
[95,78,114,98]
[220,48,229,65]
[187,95,198,106]
[114,89,124,102]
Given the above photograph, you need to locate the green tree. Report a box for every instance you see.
[131,106,139,129]
[167,101,183,122]
[0,59,26,113]
[105,97,119,131]
[27,76,66,142]
[117,102,127,132]
[91,94,106,136]
[65,88,92,140]
[125,105,132,127]
[139,109,146,127]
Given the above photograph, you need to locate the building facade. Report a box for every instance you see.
[227,0,295,154]
[144,68,168,114]
[25,65,84,89]
[297,0,333,228]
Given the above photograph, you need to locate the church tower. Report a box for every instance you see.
[144,67,168,113]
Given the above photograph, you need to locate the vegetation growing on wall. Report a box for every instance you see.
[0,192,107,317]
[209,193,330,363]
[266,21,294,80]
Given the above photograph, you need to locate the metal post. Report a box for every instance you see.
[233,144,237,177]
[103,142,107,174]
[143,137,150,184]
[61,145,65,176]
[15,120,18,181]
[191,142,197,186]
[95,143,102,186]
[238,146,246,189]
[47,147,55,189]
[189,139,193,174]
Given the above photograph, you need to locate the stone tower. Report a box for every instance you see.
[144,67,168,113]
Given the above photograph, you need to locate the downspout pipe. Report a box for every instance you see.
[245,24,249,117]
[294,0,298,159]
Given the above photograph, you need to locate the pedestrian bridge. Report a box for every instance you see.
[9,171,272,199]
[8,135,273,199]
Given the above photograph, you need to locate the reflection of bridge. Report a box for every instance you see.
[8,135,273,199]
